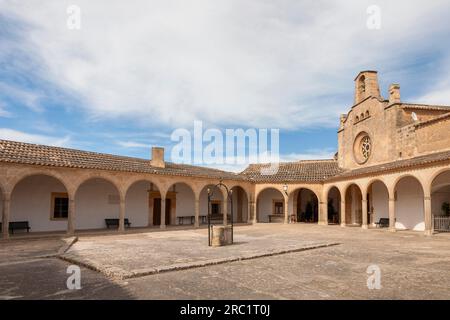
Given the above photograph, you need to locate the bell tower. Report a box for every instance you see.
[354,71,382,105]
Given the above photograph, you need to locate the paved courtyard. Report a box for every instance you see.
[0,224,449,299]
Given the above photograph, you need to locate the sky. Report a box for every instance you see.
[1,0,450,172]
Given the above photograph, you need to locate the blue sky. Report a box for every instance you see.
[1,0,450,171]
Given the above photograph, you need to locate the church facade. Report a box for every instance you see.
[1,71,450,239]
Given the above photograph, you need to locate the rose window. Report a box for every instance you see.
[361,136,371,160]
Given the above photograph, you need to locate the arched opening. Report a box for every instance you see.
[327,187,341,225]
[292,188,318,223]
[359,75,366,95]
[125,180,159,228]
[394,176,424,231]
[10,174,68,233]
[431,170,450,232]
[367,180,389,227]
[165,182,196,226]
[230,186,249,223]
[256,188,285,223]
[345,184,363,226]
[75,178,120,230]
[200,184,225,222]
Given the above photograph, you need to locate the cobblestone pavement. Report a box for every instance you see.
[0,224,449,299]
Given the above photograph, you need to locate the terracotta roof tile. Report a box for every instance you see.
[331,150,450,180]
[240,160,342,183]
[0,139,244,180]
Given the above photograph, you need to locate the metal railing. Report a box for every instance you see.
[433,216,450,232]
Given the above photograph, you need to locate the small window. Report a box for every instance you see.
[358,75,366,97]
[361,113,364,119]
[355,116,360,122]
[51,193,68,220]
[366,110,370,117]
[273,201,284,215]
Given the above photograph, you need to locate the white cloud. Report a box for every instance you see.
[0,102,12,117]
[0,128,71,147]
[116,140,149,148]
[0,82,43,113]
[1,0,450,130]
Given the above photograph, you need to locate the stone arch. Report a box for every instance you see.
[255,186,287,203]
[9,170,71,196]
[428,167,450,193]
[10,173,70,232]
[429,170,450,228]
[392,173,426,196]
[165,181,196,226]
[289,187,319,223]
[125,179,160,228]
[326,186,341,224]
[256,187,286,223]
[230,185,249,223]
[74,177,122,230]
[344,183,363,226]
[394,175,425,231]
[365,178,389,227]
[75,174,123,200]
[199,184,226,221]
[228,183,251,204]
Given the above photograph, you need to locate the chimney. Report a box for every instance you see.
[389,84,401,104]
[150,147,165,168]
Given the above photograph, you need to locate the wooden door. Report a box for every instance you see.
[165,199,171,225]
[153,198,161,226]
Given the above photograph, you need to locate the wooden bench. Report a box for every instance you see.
[178,216,196,225]
[2,221,31,234]
[177,216,209,225]
[105,218,131,229]
[269,214,284,223]
[374,218,390,228]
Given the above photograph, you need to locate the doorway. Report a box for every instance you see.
[153,198,171,226]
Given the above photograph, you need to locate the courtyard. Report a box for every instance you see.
[0,224,449,300]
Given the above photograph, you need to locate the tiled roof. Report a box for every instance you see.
[330,150,450,180]
[0,139,244,180]
[400,103,450,111]
[1,139,449,184]
[240,160,342,183]
[415,112,450,128]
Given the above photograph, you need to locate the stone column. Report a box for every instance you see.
[2,195,10,240]
[194,197,200,228]
[250,200,257,224]
[119,197,125,232]
[160,197,166,229]
[340,200,346,227]
[362,198,368,229]
[319,201,328,225]
[424,195,433,236]
[284,197,289,224]
[388,198,396,232]
[67,195,75,235]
